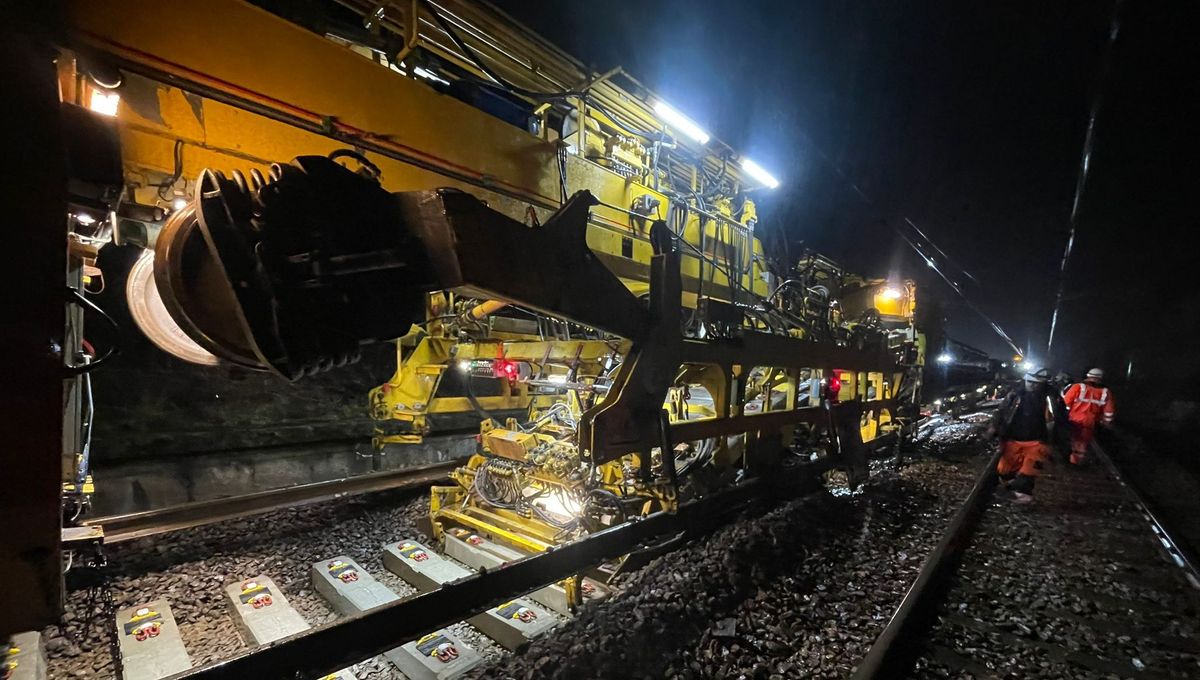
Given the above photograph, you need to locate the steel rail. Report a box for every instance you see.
[83,458,463,544]
[1093,439,1200,588]
[166,477,765,680]
[855,434,1200,679]
[851,445,1003,680]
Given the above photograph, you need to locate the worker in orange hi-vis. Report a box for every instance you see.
[1062,368,1116,464]
[988,368,1068,503]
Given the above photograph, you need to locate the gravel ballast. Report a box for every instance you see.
[44,420,993,679]
[473,431,990,680]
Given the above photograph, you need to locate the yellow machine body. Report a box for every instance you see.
[58,0,923,613]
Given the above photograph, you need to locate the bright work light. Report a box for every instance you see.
[653,101,710,144]
[740,158,780,189]
[89,90,120,117]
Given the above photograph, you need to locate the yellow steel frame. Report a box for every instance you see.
[65,0,776,446]
[65,0,769,305]
[59,1,921,609]
[369,335,629,444]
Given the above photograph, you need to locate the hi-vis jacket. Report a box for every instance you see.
[1063,383,1115,427]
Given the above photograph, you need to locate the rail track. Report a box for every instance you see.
[81,459,462,544]
[38,417,1199,679]
[41,423,984,680]
[855,440,1200,679]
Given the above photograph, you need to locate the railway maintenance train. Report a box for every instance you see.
[3,0,924,657]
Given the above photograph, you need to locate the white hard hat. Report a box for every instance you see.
[1086,368,1104,380]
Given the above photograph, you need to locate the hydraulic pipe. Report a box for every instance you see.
[461,299,509,322]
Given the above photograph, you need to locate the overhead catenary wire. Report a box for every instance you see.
[1045,0,1124,361]
[798,134,1022,357]
[835,167,977,292]
[902,217,979,285]
[892,227,1023,357]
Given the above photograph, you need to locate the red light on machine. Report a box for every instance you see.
[493,359,519,382]
[825,373,842,402]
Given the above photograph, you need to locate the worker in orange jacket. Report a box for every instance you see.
[1062,368,1115,464]
[988,368,1068,503]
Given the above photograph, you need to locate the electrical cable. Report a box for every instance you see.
[419,0,784,330]
[64,288,119,375]
[1046,0,1124,359]
[420,0,667,144]
[557,142,569,203]
[419,0,579,101]
[155,139,185,199]
[585,96,662,142]
[329,149,383,179]
[78,370,94,487]
[463,370,496,421]
[587,487,628,524]
[416,1,823,339]
[472,464,515,509]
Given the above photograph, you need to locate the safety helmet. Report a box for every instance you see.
[1023,368,1050,383]
[1086,368,1104,380]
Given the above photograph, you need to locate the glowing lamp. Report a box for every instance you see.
[89,90,120,117]
[740,158,780,189]
[653,100,710,144]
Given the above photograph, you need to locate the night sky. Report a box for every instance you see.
[495,1,1200,386]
